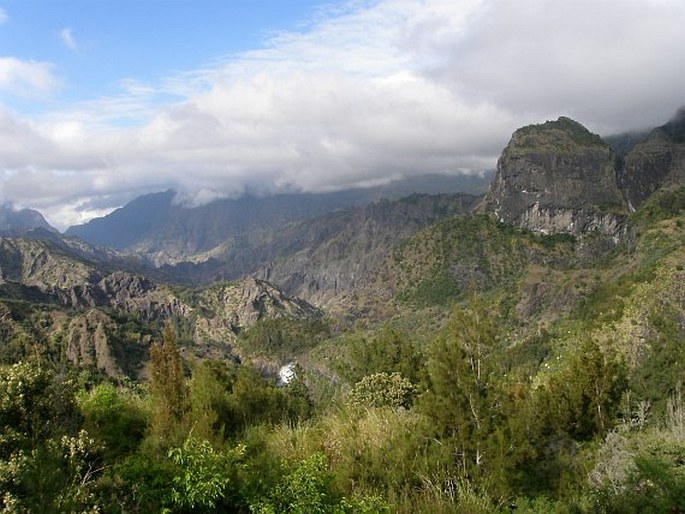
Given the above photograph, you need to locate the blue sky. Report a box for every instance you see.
[0,0,325,113]
[0,0,684,229]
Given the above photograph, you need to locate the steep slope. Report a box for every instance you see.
[65,190,176,250]
[155,193,478,296]
[619,107,685,210]
[255,194,478,308]
[231,193,478,307]
[336,186,684,381]
[0,236,321,378]
[482,117,627,236]
[0,205,56,233]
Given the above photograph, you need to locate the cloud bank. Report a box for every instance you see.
[0,0,684,229]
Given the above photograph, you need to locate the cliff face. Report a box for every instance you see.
[254,193,478,308]
[483,117,626,236]
[620,108,685,210]
[0,236,322,378]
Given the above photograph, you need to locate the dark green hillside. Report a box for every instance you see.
[379,215,534,305]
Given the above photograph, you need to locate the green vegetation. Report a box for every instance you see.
[0,188,683,512]
[238,317,330,360]
[518,116,606,147]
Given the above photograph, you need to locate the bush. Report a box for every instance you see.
[348,372,416,409]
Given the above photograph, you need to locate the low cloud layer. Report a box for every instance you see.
[0,0,684,229]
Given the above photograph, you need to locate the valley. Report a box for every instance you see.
[0,111,683,512]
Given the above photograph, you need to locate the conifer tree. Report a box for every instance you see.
[148,325,188,443]
[421,296,499,474]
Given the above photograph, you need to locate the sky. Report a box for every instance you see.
[0,0,683,230]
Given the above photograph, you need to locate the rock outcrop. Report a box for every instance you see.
[0,236,322,378]
[619,107,685,210]
[483,117,627,237]
[254,193,478,308]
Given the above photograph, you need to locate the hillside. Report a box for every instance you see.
[620,107,685,209]
[163,193,478,303]
[0,236,322,378]
[0,204,56,233]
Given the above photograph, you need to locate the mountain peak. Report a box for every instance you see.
[659,105,685,144]
[513,116,606,149]
[0,204,56,234]
[482,117,625,236]
[619,106,685,208]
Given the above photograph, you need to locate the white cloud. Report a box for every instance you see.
[0,57,60,98]
[415,0,685,133]
[59,27,78,51]
[0,7,7,25]
[1,0,684,229]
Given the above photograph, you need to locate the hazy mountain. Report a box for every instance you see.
[0,205,56,234]
[619,106,685,209]
[65,172,493,264]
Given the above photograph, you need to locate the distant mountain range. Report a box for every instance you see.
[64,172,493,264]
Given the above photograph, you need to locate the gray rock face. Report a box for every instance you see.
[483,117,626,236]
[0,236,322,378]
[619,108,685,210]
[254,193,478,308]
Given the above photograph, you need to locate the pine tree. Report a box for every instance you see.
[421,296,499,474]
[148,325,188,443]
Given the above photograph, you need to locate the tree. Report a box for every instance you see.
[187,359,234,442]
[421,296,500,474]
[348,372,416,409]
[541,339,626,441]
[167,436,245,511]
[78,382,147,460]
[341,326,424,384]
[147,325,188,443]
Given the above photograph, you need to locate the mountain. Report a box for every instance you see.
[252,193,478,308]
[619,107,685,210]
[158,193,478,304]
[0,205,56,233]
[0,235,321,378]
[65,173,492,265]
[1,113,683,513]
[481,116,626,237]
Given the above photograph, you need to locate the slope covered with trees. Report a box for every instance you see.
[0,115,683,512]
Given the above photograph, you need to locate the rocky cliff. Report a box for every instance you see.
[482,117,627,236]
[0,236,322,378]
[253,193,478,308]
[619,107,685,210]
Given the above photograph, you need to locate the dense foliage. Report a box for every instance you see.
[0,189,683,512]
